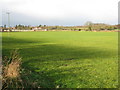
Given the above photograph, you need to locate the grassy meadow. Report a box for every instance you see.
[2,31,118,88]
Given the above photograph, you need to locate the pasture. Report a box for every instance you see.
[2,31,118,88]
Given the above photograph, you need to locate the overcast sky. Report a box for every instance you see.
[0,0,119,26]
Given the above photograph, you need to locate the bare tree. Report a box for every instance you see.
[85,21,93,31]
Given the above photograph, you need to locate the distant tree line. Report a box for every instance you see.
[0,22,119,32]
[15,25,32,30]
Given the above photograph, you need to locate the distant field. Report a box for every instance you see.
[2,31,118,88]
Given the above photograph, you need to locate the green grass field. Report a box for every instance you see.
[2,31,118,88]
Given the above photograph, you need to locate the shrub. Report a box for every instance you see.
[2,49,23,89]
